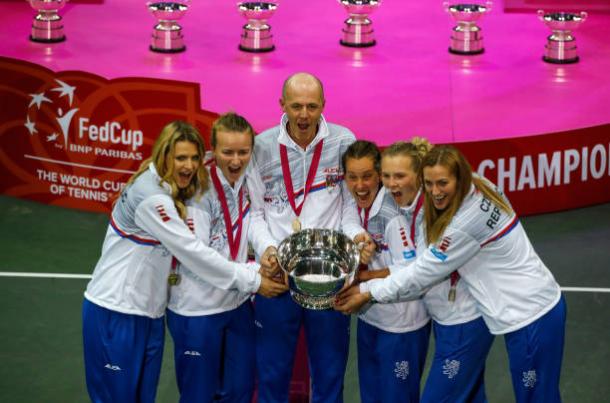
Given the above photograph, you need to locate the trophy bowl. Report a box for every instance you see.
[28,0,68,43]
[538,10,587,64]
[277,229,360,310]
[445,2,491,23]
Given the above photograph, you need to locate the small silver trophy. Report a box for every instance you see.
[237,1,279,53]
[28,0,68,43]
[444,2,492,55]
[538,10,587,64]
[276,229,360,310]
[338,0,381,47]
[147,1,190,53]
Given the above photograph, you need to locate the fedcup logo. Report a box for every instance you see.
[23,79,144,160]
[24,79,78,149]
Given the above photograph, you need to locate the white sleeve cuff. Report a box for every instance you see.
[236,263,261,294]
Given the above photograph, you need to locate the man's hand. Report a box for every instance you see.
[257,273,289,297]
[334,284,373,314]
[354,232,376,265]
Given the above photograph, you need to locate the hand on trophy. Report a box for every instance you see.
[334,284,372,314]
[260,245,281,276]
[257,274,289,298]
[354,232,376,265]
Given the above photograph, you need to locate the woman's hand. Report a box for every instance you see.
[357,268,390,282]
[256,272,288,297]
[334,284,373,314]
[354,232,376,265]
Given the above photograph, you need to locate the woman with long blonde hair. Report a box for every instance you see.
[82,120,284,402]
[337,145,566,403]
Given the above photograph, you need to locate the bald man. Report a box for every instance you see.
[248,73,369,402]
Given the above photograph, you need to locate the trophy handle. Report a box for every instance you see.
[580,11,588,22]
[537,9,546,21]
[485,1,493,12]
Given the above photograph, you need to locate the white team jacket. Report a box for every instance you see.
[368,182,561,335]
[84,163,261,319]
[168,165,257,316]
[420,242,482,326]
[247,114,363,256]
[357,188,430,333]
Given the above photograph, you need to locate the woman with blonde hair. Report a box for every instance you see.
[337,145,566,403]
[82,120,285,402]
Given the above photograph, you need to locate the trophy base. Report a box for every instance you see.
[150,45,186,53]
[31,18,65,43]
[543,38,578,64]
[238,44,275,53]
[150,29,186,53]
[542,55,579,64]
[449,47,485,55]
[30,35,65,43]
[450,27,484,55]
[340,39,376,48]
[240,25,274,52]
[341,19,376,47]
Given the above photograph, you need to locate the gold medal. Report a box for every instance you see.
[168,273,181,286]
[292,217,301,233]
[448,286,456,302]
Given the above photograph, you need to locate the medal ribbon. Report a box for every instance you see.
[409,192,424,246]
[170,256,178,275]
[450,271,461,286]
[279,140,324,219]
[210,165,244,261]
[358,206,371,231]
[357,205,372,272]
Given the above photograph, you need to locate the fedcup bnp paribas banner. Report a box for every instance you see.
[0,56,217,213]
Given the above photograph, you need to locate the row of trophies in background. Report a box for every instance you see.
[28,0,588,64]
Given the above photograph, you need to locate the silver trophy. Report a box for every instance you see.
[338,0,381,47]
[277,229,360,310]
[444,2,492,55]
[28,0,68,43]
[147,1,190,53]
[538,10,587,64]
[237,1,278,53]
